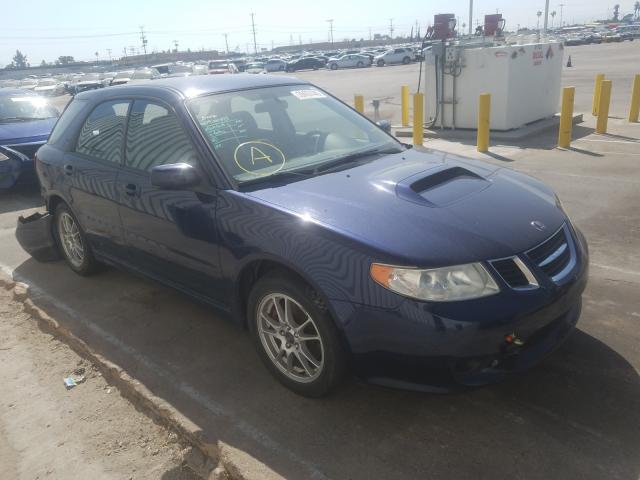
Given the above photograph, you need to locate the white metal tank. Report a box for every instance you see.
[423,41,564,130]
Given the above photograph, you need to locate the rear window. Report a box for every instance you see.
[47,99,87,145]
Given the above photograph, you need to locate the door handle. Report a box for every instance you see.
[124,183,139,196]
[63,164,74,176]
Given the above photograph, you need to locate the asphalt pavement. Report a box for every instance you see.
[1,40,639,480]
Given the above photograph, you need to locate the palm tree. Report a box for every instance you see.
[613,4,620,21]
[551,10,557,28]
[537,10,542,31]
[635,1,640,20]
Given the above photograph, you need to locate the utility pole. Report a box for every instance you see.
[139,26,148,62]
[223,33,229,55]
[173,40,179,52]
[106,48,112,63]
[250,13,257,54]
[559,4,565,28]
[469,0,473,35]
[122,47,128,65]
[389,18,394,40]
[326,19,334,46]
[369,27,372,41]
[543,0,550,33]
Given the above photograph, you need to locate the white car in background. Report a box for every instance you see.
[327,54,371,70]
[374,47,414,66]
[110,70,134,86]
[264,59,287,72]
[244,62,267,74]
[19,78,38,90]
[33,78,64,96]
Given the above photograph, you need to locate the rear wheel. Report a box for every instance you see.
[402,56,411,64]
[356,61,364,68]
[54,203,100,276]
[248,272,348,397]
[377,59,385,67]
[330,63,338,70]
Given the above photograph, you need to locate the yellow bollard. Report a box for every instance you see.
[354,94,364,113]
[629,74,640,123]
[401,85,410,127]
[596,80,612,134]
[477,93,491,152]
[412,93,424,146]
[592,74,605,116]
[558,86,575,148]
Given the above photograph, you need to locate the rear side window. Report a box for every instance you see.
[125,100,199,172]
[47,99,87,146]
[76,100,130,163]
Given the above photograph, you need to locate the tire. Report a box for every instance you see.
[279,65,285,71]
[356,61,364,68]
[247,271,348,397]
[377,59,385,67]
[330,63,338,70]
[402,56,410,64]
[53,203,100,276]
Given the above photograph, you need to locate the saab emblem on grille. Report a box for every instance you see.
[530,220,546,231]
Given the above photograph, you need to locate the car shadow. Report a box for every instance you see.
[12,258,640,480]
[0,182,43,215]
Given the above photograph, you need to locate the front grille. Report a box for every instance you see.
[491,258,530,288]
[7,143,43,160]
[526,226,571,279]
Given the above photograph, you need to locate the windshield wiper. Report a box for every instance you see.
[238,169,313,188]
[0,116,51,123]
[309,145,404,175]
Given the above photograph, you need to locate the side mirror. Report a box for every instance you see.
[377,119,392,133]
[150,163,200,190]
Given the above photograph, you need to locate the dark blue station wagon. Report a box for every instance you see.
[31,75,588,396]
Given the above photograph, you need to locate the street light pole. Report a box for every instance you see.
[543,0,550,33]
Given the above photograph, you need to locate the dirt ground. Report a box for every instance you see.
[0,286,202,480]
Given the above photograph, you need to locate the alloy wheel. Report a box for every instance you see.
[257,293,325,383]
[58,212,84,268]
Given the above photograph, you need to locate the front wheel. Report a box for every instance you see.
[330,63,338,70]
[402,56,411,64]
[54,203,100,276]
[356,61,364,68]
[248,272,348,397]
[377,59,385,67]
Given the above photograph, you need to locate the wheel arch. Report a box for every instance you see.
[233,256,352,352]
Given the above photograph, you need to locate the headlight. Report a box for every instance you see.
[370,262,499,302]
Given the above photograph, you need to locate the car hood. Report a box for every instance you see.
[0,117,57,145]
[246,148,566,266]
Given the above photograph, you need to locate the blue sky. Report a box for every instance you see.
[0,0,625,66]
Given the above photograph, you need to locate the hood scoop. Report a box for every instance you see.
[396,166,491,207]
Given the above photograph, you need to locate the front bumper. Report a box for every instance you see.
[334,226,589,392]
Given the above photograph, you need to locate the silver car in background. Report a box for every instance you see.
[327,54,371,70]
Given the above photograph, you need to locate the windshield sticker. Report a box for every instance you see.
[291,89,326,100]
[200,116,247,150]
[233,141,286,176]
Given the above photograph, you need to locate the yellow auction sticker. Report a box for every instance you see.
[233,141,287,176]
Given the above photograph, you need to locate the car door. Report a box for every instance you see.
[63,99,130,256]
[116,98,225,305]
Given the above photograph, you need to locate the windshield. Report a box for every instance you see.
[188,85,401,184]
[209,61,229,69]
[0,95,59,121]
[132,69,157,79]
[246,63,264,69]
[38,79,57,86]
